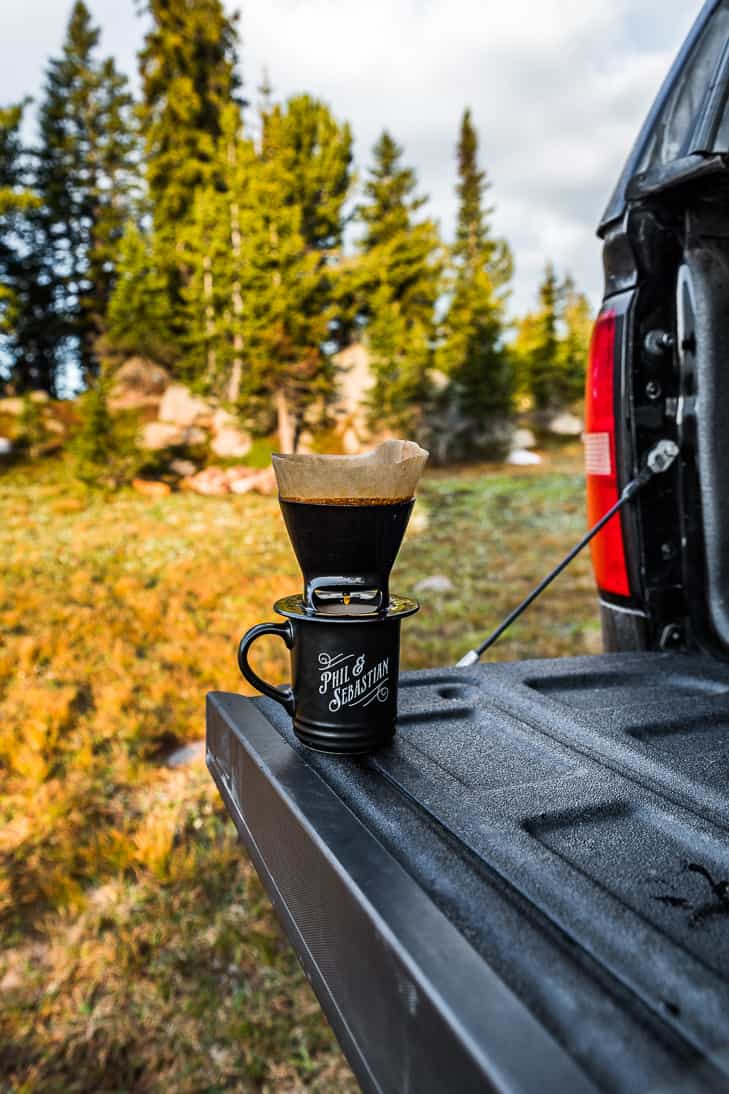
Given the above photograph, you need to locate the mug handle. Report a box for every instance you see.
[237,621,295,715]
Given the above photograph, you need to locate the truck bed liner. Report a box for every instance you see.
[207,652,729,1093]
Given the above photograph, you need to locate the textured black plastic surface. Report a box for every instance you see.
[207,652,729,1092]
[681,243,729,650]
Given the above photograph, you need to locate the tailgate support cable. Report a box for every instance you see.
[456,440,680,667]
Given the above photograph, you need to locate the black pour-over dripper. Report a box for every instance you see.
[279,498,414,613]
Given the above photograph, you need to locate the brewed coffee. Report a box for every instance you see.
[237,441,428,754]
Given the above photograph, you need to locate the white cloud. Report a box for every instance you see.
[0,0,704,313]
[240,0,701,311]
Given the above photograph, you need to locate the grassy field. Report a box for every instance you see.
[0,445,600,1092]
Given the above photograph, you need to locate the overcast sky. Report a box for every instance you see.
[0,0,701,314]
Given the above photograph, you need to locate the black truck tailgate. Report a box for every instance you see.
[207,652,729,1093]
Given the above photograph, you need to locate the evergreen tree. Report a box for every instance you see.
[179,96,353,443]
[138,0,241,245]
[71,371,142,487]
[88,57,139,333]
[357,131,441,433]
[180,181,231,390]
[559,275,592,404]
[106,222,176,365]
[0,102,33,331]
[510,310,541,404]
[512,265,593,412]
[258,94,353,440]
[0,102,39,391]
[236,109,337,451]
[34,0,136,384]
[437,108,513,435]
[262,95,353,256]
[176,106,265,401]
[0,100,64,394]
[526,261,561,412]
[135,0,242,371]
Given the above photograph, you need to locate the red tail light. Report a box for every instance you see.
[584,308,631,598]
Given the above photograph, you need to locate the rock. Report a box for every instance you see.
[0,437,12,455]
[140,422,208,450]
[159,383,212,427]
[229,475,260,495]
[183,426,207,446]
[513,427,536,449]
[109,357,170,410]
[182,464,276,497]
[132,478,171,498]
[211,425,252,459]
[548,412,582,437]
[170,458,197,478]
[165,740,204,768]
[229,467,275,495]
[414,574,454,595]
[182,467,231,496]
[250,465,276,495]
[507,448,542,466]
[0,397,23,415]
[211,408,233,433]
[141,422,186,450]
[226,466,257,487]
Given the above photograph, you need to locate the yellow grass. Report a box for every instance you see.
[0,446,598,1091]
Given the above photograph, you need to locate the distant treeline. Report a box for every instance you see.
[0,0,592,453]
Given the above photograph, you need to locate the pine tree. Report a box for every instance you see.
[135,0,242,372]
[512,265,593,412]
[437,109,513,438]
[106,222,176,365]
[262,94,353,256]
[559,276,592,404]
[357,131,441,433]
[138,0,241,245]
[178,96,353,443]
[0,101,39,391]
[180,182,231,390]
[176,103,255,399]
[34,1,136,384]
[526,261,561,412]
[258,95,353,441]
[71,371,142,487]
[88,57,139,335]
[0,102,32,331]
[236,114,336,452]
[0,100,64,394]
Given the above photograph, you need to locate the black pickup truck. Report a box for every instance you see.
[208,5,729,1090]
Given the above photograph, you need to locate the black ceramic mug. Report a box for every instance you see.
[237,595,418,754]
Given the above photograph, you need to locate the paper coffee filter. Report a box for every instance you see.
[272,440,429,502]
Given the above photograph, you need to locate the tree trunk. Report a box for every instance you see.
[202,254,216,381]
[275,388,295,453]
[228,191,243,403]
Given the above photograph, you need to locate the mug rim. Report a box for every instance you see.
[274,594,419,623]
